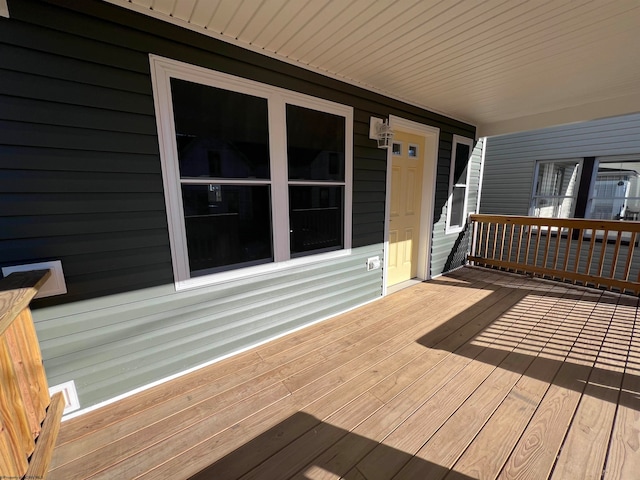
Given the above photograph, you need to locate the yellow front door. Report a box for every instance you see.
[387,131,425,286]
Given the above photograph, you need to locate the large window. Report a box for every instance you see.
[587,158,640,221]
[171,79,273,275]
[446,136,474,233]
[530,160,580,218]
[150,56,353,288]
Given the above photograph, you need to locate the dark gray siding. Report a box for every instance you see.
[2,0,475,411]
[2,0,474,307]
[480,113,640,215]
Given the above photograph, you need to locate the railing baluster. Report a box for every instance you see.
[627,231,638,282]
[516,224,524,267]
[596,229,610,288]
[525,223,533,266]
[562,228,573,278]
[483,222,489,260]
[499,221,507,262]
[478,222,487,262]
[552,226,562,271]
[492,223,499,260]
[586,229,597,277]
[507,223,515,264]
[533,222,543,268]
[573,229,583,276]
[610,230,623,279]
[543,223,553,270]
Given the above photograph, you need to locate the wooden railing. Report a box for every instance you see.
[0,270,65,480]
[468,214,640,295]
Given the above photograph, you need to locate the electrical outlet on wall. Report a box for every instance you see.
[367,256,381,271]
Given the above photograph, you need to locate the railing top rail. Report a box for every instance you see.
[470,214,640,232]
[0,269,51,335]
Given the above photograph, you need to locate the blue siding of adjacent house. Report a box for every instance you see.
[480,113,640,215]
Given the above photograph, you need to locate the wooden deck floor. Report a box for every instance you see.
[48,267,640,480]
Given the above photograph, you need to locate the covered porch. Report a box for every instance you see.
[48,266,640,479]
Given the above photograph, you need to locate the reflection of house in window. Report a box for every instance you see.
[176,136,262,179]
[289,185,343,255]
[590,166,640,220]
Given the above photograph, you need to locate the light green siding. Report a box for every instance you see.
[34,245,383,410]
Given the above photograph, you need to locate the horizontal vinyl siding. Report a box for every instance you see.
[1,0,475,306]
[480,112,640,216]
[34,245,384,408]
[430,137,482,276]
[3,0,474,411]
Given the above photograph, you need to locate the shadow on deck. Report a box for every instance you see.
[189,412,476,479]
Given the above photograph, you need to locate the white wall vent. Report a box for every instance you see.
[49,380,80,415]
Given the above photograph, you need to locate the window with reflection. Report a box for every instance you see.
[286,105,345,181]
[171,79,273,276]
[289,186,343,256]
[531,160,580,218]
[286,105,346,257]
[152,58,353,282]
[588,159,640,221]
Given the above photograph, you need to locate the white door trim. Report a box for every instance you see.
[383,116,440,296]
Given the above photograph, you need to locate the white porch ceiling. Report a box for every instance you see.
[106,0,640,137]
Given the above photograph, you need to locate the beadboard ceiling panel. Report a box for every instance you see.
[105,0,640,136]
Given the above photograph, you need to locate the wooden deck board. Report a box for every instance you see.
[393,285,576,480]
[48,267,640,480]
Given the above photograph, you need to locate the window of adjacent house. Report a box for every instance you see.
[446,136,474,233]
[530,160,581,218]
[150,56,353,287]
[586,158,640,221]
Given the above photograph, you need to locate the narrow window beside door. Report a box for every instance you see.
[446,136,474,233]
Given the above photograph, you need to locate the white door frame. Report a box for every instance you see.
[382,116,440,296]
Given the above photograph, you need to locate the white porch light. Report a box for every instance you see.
[369,117,394,149]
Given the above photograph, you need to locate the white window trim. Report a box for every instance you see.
[445,135,474,234]
[149,55,353,290]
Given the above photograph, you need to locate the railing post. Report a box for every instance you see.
[470,215,478,265]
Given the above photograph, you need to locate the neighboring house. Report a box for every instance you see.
[0,0,481,414]
[478,112,640,284]
[480,112,640,221]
